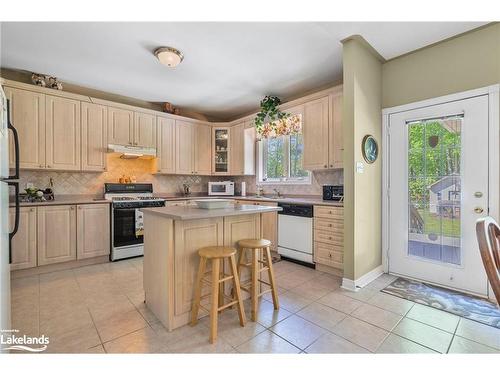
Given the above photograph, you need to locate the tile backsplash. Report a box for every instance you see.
[18,154,343,196]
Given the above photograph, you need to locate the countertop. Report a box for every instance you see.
[141,204,282,220]
[10,195,111,207]
[9,193,343,208]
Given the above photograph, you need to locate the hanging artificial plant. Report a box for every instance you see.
[254,95,301,139]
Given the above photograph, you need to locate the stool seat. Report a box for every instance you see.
[198,246,236,259]
[238,238,272,249]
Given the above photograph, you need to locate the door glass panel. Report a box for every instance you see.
[407,116,462,265]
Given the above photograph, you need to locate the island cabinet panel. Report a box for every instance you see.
[37,205,77,266]
[4,86,46,169]
[174,218,224,316]
[223,214,262,287]
[156,117,176,174]
[9,207,37,270]
[76,204,110,260]
[81,102,107,172]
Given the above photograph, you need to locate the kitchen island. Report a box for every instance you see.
[141,203,282,331]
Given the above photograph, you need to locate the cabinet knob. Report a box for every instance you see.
[47,165,52,168]
[70,206,75,210]
[324,165,327,168]
[39,164,43,168]
[329,253,332,258]
[30,208,35,212]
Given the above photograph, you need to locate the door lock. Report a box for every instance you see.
[474,207,484,214]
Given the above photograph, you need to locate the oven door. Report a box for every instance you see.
[112,207,143,248]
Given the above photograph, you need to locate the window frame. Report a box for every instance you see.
[257,134,311,185]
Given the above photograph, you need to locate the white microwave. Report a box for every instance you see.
[208,181,235,196]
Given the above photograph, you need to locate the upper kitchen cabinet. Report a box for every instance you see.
[156,116,176,174]
[302,91,343,171]
[81,102,107,172]
[303,96,329,170]
[108,106,134,145]
[175,120,196,175]
[45,95,81,171]
[175,120,212,175]
[329,93,343,169]
[230,122,255,176]
[213,127,230,175]
[195,123,212,175]
[4,86,46,169]
[134,111,156,148]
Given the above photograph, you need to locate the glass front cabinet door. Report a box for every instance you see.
[212,127,230,175]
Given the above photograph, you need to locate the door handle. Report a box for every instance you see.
[474,207,484,214]
[8,181,20,264]
[7,100,20,180]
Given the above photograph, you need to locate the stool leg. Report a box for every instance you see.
[232,247,245,302]
[251,249,259,321]
[210,258,220,344]
[229,254,246,327]
[265,246,280,310]
[190,256,207,326]
[218,260,225,309]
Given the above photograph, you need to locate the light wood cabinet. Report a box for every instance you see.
[134,111,156,147]
[212,127,230,175]
[230,123,255,176]
[175,120,195,174]
[108,106,134,145]
[76,204,110,259]
[156,116,176,174]
[234,200,277,251]
[303,96,329,170]
[329,93,343,169]
[174,120,211,175]
[174,218,224,315]
[4,87,46,169]
[45,95,81,171]
[81,102,107,172]
[37,205,77,266]
[195,123,212,175]
[9,207,37,270]
[313,205,343,271]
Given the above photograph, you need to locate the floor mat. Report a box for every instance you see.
[382,277,500,329]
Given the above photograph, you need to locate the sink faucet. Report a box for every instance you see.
[273,188,282,198]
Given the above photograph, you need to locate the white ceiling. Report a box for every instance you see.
[0,22,487,120]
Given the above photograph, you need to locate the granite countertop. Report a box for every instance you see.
[142,203,282,220]
[9,193,343,208]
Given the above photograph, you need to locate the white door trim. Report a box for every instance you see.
[382,85,500,299]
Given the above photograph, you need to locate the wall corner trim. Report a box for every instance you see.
[341,278,357,292]
[340,34,386,63]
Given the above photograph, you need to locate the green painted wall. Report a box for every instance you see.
[342,37,383,281]
[382,23,500,108]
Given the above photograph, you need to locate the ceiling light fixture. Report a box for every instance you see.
[154,47,184,68]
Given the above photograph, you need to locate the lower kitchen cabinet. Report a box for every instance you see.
[234,200,278,251]
[313,205,344,272]
[9,207,37,271]
[37,205,77,266]
[76,204,110,259]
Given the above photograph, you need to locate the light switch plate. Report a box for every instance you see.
[356,162,364,173]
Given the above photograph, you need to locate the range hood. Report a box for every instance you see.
[107,144,157,159]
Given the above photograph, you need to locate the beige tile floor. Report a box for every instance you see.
[10,258,500,354]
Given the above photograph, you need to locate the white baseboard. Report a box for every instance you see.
[341,265,384,291]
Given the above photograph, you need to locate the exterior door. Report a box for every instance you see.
[388,95,490,296]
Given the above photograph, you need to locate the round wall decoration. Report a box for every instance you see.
[362,135,378,164]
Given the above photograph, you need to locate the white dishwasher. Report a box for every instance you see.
[277,203,314,265]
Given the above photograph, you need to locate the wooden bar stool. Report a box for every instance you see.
[191,246,246,343]
[236,239,279,321]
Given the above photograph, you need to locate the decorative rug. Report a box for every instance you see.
[382,277,500,329]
